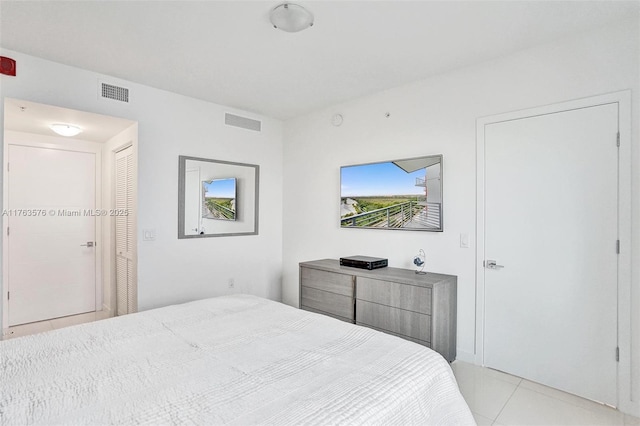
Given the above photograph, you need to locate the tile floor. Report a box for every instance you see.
[2,309,112,340]
[451,361,640,426]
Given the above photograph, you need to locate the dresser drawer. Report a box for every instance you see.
[301,305,352,323]
[358,323,429,346]
[301,286,354,320]
[357,277,432,314]
[356,300,431,342]
[301,267,354,297]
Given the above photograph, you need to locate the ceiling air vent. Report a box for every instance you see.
[225,113,261,132]
[100,82,129,103]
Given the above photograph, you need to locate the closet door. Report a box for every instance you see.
[115,146,136,315]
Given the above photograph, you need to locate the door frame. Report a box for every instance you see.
[2,132,103,330]
[475,90,632,410]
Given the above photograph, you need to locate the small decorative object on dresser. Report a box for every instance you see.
[299,259,457,362]
[413,249,426,274]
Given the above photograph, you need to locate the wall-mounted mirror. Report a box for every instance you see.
[178,156,259,238]
[340,154,443,232]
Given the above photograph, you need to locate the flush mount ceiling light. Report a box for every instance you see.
[50,123,82,137]
[270,3,314,33]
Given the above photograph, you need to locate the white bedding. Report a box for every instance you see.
[1,294,474,425]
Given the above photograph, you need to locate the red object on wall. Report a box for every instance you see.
[0,56,17,76]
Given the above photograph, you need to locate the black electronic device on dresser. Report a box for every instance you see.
[339,255,388,270]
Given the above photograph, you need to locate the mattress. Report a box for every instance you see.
[1,294,474,425]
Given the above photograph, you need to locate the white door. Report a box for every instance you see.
[8,145,97,326]
[483,103,619,405]
[115,146,136,315]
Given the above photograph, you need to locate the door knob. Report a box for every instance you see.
[485,260,504,269]
[80,242,94,247]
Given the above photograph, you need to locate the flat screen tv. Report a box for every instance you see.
[202,177,237,221]
[340,154,443,231]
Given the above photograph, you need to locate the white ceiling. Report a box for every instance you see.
[4,98,136,142]
[1,1,638,120]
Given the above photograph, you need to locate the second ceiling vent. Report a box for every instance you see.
[225,113,261,132]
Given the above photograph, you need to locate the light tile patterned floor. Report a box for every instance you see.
[452,361,640,426]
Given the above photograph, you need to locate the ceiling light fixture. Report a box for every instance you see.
[50,123,82,137]
[270,3,314,33]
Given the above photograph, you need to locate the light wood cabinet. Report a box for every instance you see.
[299,259,457,362]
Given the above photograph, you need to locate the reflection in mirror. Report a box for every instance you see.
[178,156,258,238]
[203,178,236,221]
[340,154,443,231]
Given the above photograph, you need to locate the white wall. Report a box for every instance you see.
[282,19,639,414]
[0,49,284,321]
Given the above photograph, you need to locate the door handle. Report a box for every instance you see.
[485,260,504,270]
[80,242,94,247]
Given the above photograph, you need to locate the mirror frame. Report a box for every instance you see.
[178,155,259,238]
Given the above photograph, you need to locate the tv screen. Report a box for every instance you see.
[202,177,237,221]
[340,155,442,231]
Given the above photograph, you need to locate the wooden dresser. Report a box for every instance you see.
[299,259,457,362]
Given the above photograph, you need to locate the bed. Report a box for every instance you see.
[1,294,474,425]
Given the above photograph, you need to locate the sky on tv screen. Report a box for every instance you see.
[341,162,425,197]
[204,178,236,198]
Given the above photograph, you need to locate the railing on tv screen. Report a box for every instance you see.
[341,202,441,230]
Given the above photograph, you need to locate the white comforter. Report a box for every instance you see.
[1,295,474,425]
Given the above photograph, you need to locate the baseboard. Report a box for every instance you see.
[454,349,478,365]
[618,399,640,418]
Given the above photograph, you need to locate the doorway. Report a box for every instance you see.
[2,98,138,334]
[476,92,632,408]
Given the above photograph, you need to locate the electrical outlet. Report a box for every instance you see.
[228,278,235,289]
[142,229,156,241]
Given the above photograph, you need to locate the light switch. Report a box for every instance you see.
[460,233,470,248]
[143,229,156,241]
